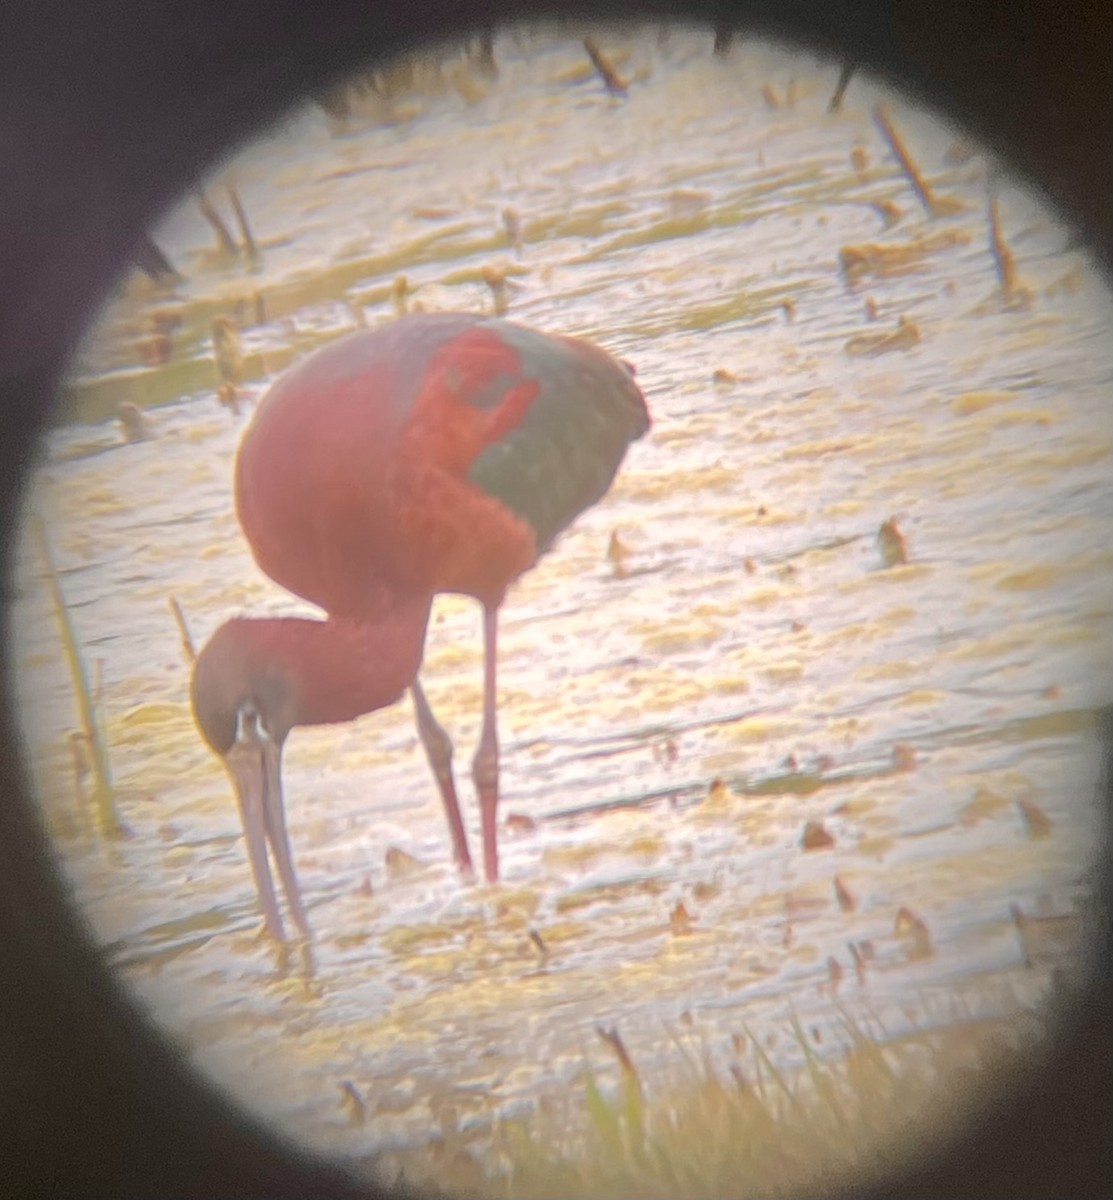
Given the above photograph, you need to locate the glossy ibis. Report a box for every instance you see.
[190,312,650,940]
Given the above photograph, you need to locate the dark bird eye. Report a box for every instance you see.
[7,17,1109,1200]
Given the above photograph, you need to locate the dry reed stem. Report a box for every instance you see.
[829,61,855,112]
[873,105,935,214]
[873,105,965,217]
[31,515,121,838]
[227,183,260,264]
[986,190,1031,308]
[197,191,238,256]
[583,38,628,97]
[169,596,196,664]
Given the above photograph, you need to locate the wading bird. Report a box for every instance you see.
[190,312,650,940]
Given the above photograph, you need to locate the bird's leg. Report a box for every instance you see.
[411,678,473,876]
[473,604,501,883]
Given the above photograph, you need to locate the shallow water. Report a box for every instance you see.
[8,27,1112,1176]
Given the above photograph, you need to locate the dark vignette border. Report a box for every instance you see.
[0,2,1109,1197]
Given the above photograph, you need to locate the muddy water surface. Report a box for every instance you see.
[9,27,1112,1174]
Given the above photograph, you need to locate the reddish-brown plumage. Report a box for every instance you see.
[191,312,649,941]
[237,323,547,613]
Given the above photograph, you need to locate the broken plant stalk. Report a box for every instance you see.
[227,183,260,264]
[583,37,628,97]
[198,191,239,256]
[169,596,197,664]
[987,189,1022,297]
[873,105,964,217]
[30,515,121,838]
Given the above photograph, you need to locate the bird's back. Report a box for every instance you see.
[466,320,649,553]
[235,314,649,615]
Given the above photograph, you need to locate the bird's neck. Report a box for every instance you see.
[253,595,433,729]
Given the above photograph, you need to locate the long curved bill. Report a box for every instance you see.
[225,717,311,942]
